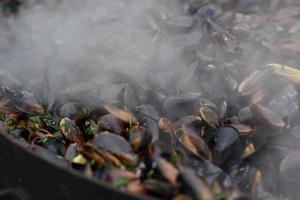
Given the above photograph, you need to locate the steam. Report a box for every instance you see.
[0,0,197,103]
[1,0,300,198]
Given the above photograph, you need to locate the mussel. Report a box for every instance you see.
[60,117,85,144]
[92,132,137,166]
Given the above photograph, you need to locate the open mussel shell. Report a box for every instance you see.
[104,104,138,125]
[175,115,202,129]
[198,106,220,129]
[181,124,212,160]
[60,117,85,144]
[77,144,107,168]
[15,91,45,115]
[270,63,300,84]
[92,132,136,166]
[238,67,273,96]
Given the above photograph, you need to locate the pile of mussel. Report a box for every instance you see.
[1,63,300,200]
[2,0,300,199]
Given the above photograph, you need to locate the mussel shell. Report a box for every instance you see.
[250,104,285,130]
[92,132,136,166]
[230,124,253,136]
[181,124,212,160]
[106,168,139,183]
[64,143,78,162]
[153,156,179,186]
[199,106,220,129]
[129,125,152,153]
[175,115,202,129]
[16,91,45,115]
[78,144,106,168]
[214,127,239,153]
[105,104,138,125]
[97,114,125,135]
[135,104,160,121]
[179,167,215,200]
[143,117,159,143]
[41,137,66,156]
[213,127,243,168]
[238,106,254,124]
[58,102,78,119]
[158,117,176,133]
[163,93,201,121]
[59,117,85,144]
[143,179,175,199]
[238,68,272,96]
[194,160,233,188]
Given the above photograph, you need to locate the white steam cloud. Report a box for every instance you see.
[0,0,199,103]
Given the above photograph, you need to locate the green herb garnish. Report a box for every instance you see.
[42,113,58,130]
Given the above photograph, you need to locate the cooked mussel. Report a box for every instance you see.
[97,114,125,135]
[92,132,137,166]
[180,124,212,160]
[60,117,85,144]
[129,125,152,153]
[179,167,215,200]
[199,106,220,129]
[104,104,138,125]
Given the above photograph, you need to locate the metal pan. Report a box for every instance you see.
[0,133,155,200]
